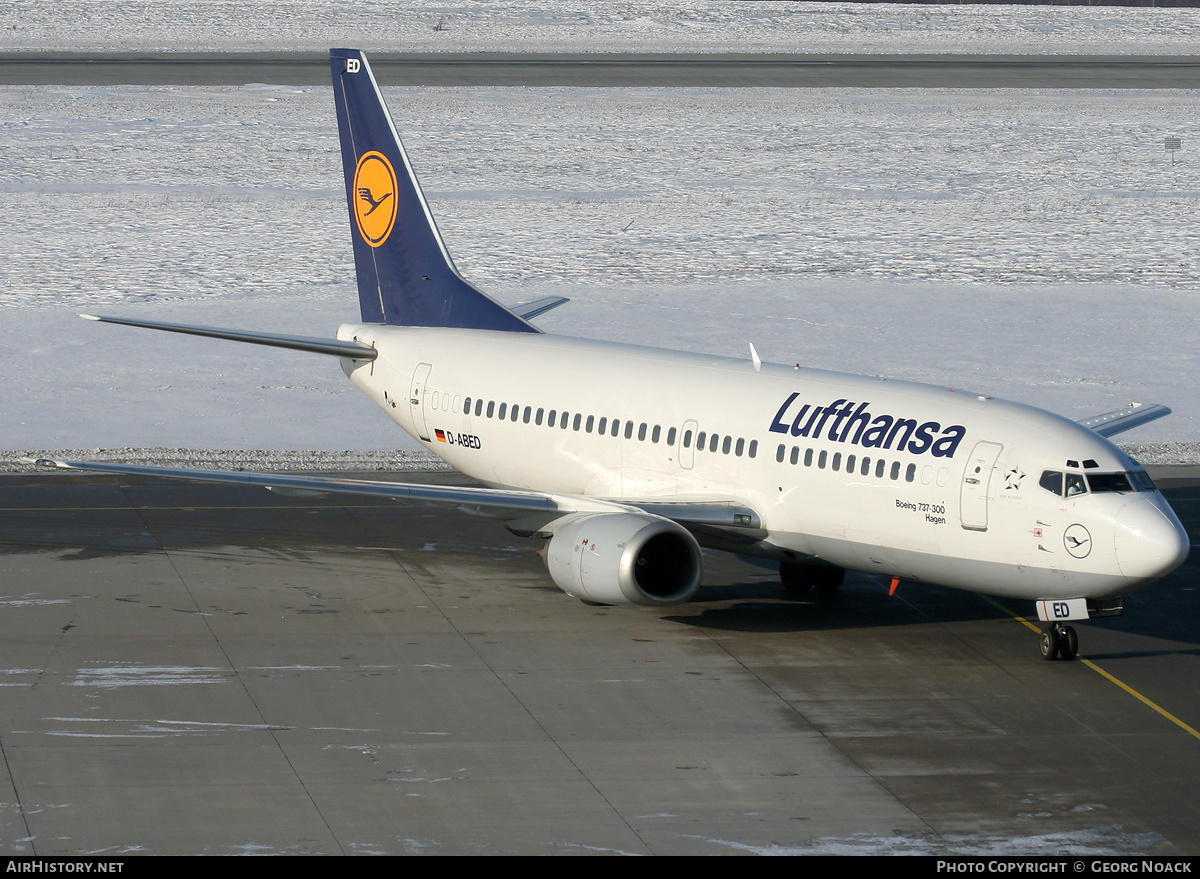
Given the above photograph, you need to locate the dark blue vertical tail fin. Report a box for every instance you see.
[330,48,536,332]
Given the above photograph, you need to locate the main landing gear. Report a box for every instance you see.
[1039,622,1079,662]
[780,561,844,595]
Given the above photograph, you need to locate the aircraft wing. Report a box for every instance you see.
[34,460,761,531]
[1077,402,1172,438]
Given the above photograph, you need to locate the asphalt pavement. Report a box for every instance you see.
[0,468,1196,855]
[3,52,1200,87]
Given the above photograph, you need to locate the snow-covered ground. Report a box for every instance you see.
[1,83,1197,461]
[3,1,1200,56]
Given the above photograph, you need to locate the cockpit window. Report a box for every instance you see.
[1039,468,1157,498]
[1087,472,1133,493]
[1129,469,1157,492]
[1039,471,1063,496]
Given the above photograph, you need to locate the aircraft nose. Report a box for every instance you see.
[1114,500,1190,582]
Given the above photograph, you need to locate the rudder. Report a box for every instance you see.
[330,49,536,332]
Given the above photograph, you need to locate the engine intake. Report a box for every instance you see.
[545,512,702,606]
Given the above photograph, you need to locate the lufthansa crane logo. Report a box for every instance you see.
[1063,524,1092,559]
[352,151,398,247]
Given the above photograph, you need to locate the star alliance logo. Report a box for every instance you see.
[1004,468,1025,491]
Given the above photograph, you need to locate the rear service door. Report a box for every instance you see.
[409,362,432,442]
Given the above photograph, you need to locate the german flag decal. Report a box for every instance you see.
[352,151,398,247]
[434,429,448,443]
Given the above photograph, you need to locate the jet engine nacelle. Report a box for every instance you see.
[545,512,703,606]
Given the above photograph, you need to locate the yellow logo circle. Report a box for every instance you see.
[352,151,398,248]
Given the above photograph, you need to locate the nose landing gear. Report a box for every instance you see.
[1039,623,1079,661]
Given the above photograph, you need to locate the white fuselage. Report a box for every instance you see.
[338,323,1188,602]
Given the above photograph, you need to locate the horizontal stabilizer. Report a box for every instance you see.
[514,296,570,320]
[80,314,378,360]
[1077,402,1171,438]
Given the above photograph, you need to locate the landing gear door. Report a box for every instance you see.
[960,441,1003,531]
[409,362,432,442]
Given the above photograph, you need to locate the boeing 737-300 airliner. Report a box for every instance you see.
[41,49,1190,662]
